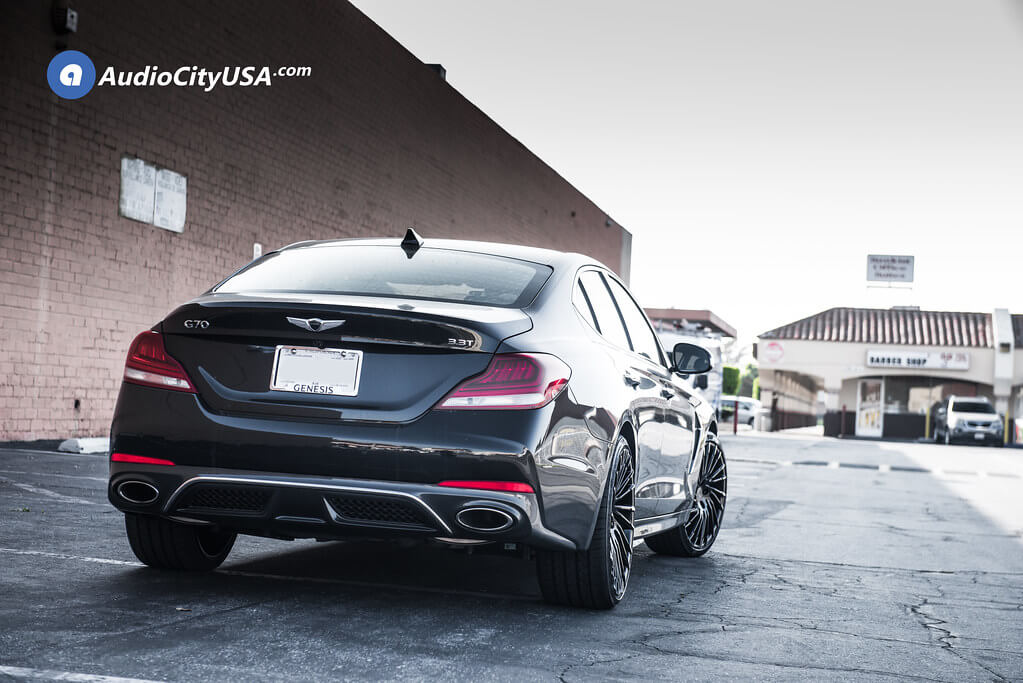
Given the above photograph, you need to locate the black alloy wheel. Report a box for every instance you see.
[536,435,635,609]
[645,434,727,557]
[607,435,636,601]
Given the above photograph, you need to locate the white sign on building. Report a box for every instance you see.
[119,156,187,233]
[866,349,969,371]
[867,254,914,283]
[119,157,156,224]
[154,168,187,233]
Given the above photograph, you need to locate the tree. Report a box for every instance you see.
[722,365,741,396]
[739,363,759,397]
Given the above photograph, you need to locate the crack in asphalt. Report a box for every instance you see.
[906,575,1011,683]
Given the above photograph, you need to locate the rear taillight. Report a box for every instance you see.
[438,480,535,493]
[436,353,569,410]
[111,452,176,466]
[123,331,196,393]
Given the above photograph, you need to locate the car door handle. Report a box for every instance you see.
[623,372,641,388]
[660,389,675,400]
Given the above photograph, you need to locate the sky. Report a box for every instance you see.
[352,0,1023,346]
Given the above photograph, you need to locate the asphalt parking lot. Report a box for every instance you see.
[1,431,1022,682]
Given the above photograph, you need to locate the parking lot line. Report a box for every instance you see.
[0,468,108,483]
[0,477,100,506]
[0,665,162,683]
[0,548,139,567]
[0,547,535,602]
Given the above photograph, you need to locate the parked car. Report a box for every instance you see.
[932,395,1003,446]
[720,395,761,426]
[108,233,726,609]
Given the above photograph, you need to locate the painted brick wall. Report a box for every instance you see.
[0,0,627,441]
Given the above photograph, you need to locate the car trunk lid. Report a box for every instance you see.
[161,292,532,423]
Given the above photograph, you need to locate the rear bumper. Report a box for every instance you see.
[110,382,609,549]
[108,466,576,551]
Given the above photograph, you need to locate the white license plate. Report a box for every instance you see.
[974,433,985,440]
[270,346,363,396]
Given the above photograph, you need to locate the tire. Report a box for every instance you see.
[645,434,726,558]
[944,430,952,446]
[125,513,236,571]
[535,435,635,609]
[747,418,755,427]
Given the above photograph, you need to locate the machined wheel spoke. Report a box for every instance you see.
[704,479,726,494]
[704,486,726,502]
[683,506,699,530]
[613,526,631,565]
[614,470,634,500]
[698,505,709,544]
[613,508,634,531]
[705,461,726,481]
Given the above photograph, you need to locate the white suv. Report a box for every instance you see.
[934,396,1004,446]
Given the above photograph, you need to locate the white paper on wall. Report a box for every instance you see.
[119,157,156,224]
[154,168,187,233]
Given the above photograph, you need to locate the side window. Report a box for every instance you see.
[605,277,663,365]
[572,279,599,331]
[578,271,629,349]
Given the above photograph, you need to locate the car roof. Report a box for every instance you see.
[278,236,610,273]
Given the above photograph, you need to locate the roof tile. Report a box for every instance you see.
[759,308,997,348]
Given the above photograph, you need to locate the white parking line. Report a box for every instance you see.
[878,464,891,473]
[0,548,533,601]
[0,477,100,506]
[0,469,107,483]
[0,548,139,567]
[0,665,162,682]
[827,461,840,469]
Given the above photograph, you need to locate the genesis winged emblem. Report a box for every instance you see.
[286,316,346,332]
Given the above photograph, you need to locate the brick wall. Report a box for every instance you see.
[0,0,627,441]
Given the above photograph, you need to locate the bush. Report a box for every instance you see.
[722,365,741,396]
[752,377,760,401]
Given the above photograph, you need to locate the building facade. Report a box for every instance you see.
[0,1,630,441]
[757,307,1021,441]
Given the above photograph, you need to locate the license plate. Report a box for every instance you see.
[974,433,985,440]
[270,346,362,396]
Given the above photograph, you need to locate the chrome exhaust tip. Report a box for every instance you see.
[455,506,515,533]
[117,480,159,505]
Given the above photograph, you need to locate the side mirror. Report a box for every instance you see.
[672,342,712,375]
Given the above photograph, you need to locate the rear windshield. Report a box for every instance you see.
[214,245,552,308]
[951,400,995,414]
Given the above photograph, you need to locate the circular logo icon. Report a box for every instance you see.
[46,50,96,99]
